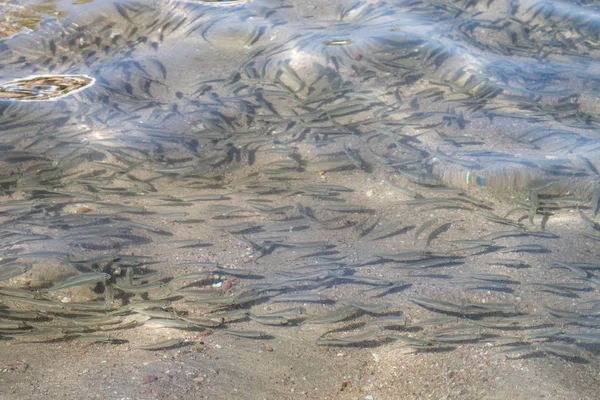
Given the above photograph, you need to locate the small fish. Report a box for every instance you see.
[115,281,165,294]
[323,39,354,46]
[0,264,32,282]
[579,211,600,231]
[394,257,462,270]
[304,305,360,324]
[168,272,221,287]
[501,244,548,253]
[426,223,453,246]
[415,218,438,240]
[481,212,523,228]
[316,329,381,346]
[179,316,223,328]
[591,188,600,218]
[469,273,513,282]
[372,315,406,327]
[134,338,185,350]
[255,307,306,318]
[367,224,415,241]
[272,293,332,303]
[409,297,462,314]
[413,316,460,327]
[144,319,194,329]
[425,331,482,343]
[43,272,111,292]
[0,320,29,330]
[71,315,123,326]
[379,334,432,348]
[250,315,290,325]
[223,330,270,339]
[322,204,373,213]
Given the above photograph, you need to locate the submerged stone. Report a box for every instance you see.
[0,74,94,101]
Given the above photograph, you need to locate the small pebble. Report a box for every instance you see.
[142,375,157,384]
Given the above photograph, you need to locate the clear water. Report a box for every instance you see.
[1,0,600,397]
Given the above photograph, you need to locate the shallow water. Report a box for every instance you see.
[1,0,600,398]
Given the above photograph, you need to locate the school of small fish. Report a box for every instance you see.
[0,0,599,361]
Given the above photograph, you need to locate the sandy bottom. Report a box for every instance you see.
[0,0,599,399]
[0,164,599,400]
